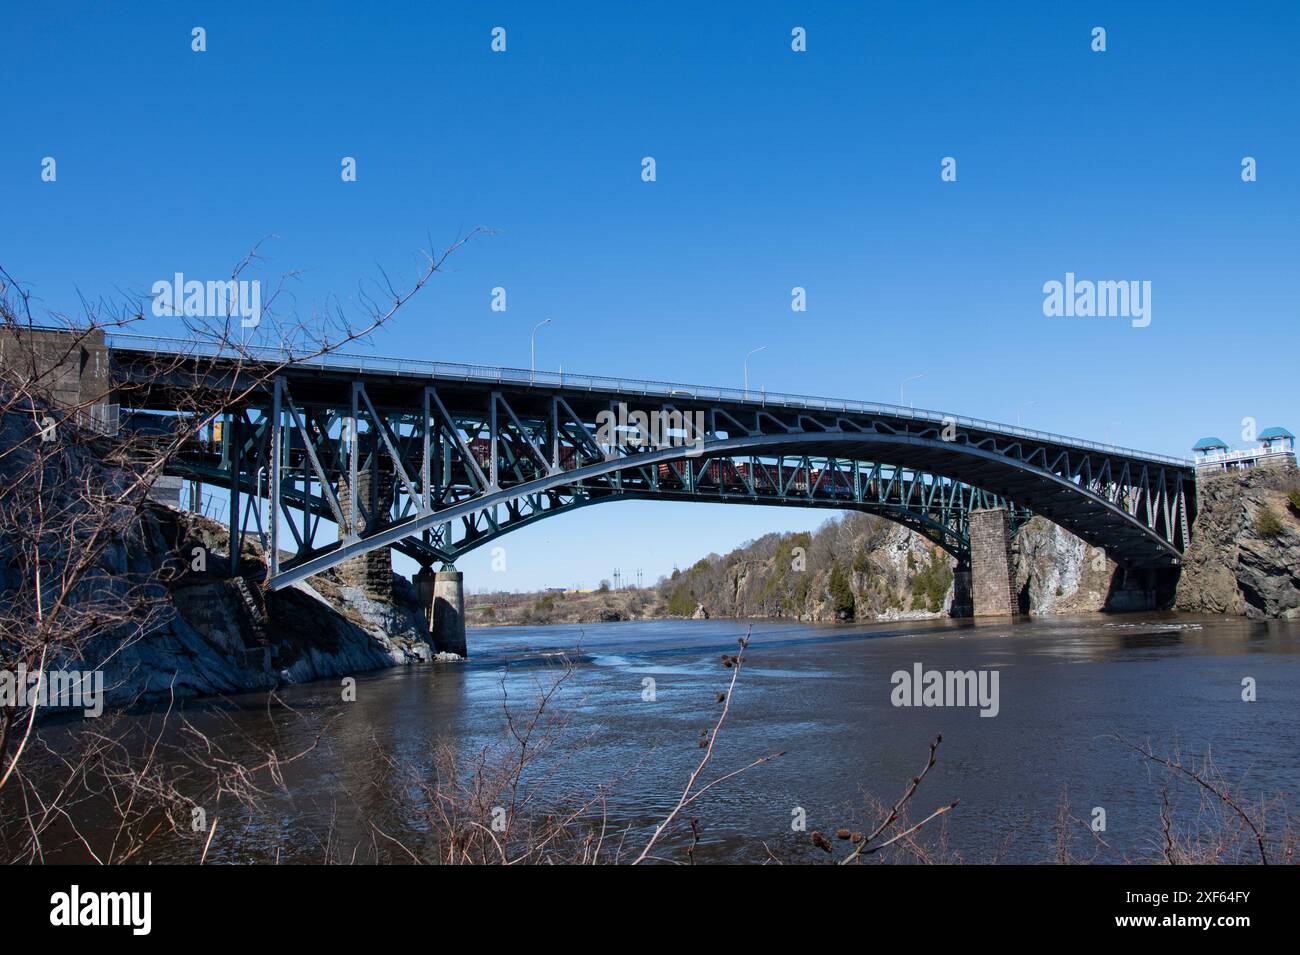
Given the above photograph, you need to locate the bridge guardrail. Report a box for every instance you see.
[104,332,1192,468]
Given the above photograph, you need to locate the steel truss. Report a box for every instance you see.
[164,374,1192,589]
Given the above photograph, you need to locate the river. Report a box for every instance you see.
[36,613,1300,863]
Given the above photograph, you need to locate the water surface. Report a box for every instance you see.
[67,613,1300,863]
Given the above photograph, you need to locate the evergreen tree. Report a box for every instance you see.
[828,559,855,619]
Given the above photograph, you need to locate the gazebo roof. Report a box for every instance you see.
[1259,426,1295,440]
[1192,436,1228,451]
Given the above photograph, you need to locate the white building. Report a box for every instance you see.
[1192,427,1295,475]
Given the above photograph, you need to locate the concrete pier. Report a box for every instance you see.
[431,569,467,657]
[970,507,1018,617]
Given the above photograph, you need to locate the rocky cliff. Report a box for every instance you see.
[659,514,957,623]
[77,505,441,707]
[1174,467,1300,619]
[656,512,1140,623]
[0,383,448,709]
[1013,516,1119,615]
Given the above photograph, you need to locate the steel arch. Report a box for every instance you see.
[264,428,1174,589]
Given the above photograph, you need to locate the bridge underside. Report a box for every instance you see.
[174,454,1028,571]
[112,351,1194,594]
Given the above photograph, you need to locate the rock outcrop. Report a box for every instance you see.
[82,506,439,707]
[654,508,1143,622]
[658,515,956,622]
[1013,516,1118,615]
[0,380,445,710]
[1174,467,1300,619]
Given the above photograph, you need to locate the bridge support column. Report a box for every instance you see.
[431,568,467,658]
[1108,567,1163,612]
[413,564,436,624]
[950,565,974,617]
[338,463,393,600]
[970,508,1018,617]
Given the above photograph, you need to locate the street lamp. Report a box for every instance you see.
[531,319,552,380]
[744,345,767,397]
[1017,400,1037,428]
[901,373,924,408]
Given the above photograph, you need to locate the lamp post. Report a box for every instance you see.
[1017,400,1037,428]
[531,319,552,381]
[744,345,767,398]
[901,373,924,408]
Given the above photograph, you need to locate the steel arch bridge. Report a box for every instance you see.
[107,336,1196,591]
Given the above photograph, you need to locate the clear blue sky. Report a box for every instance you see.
[5,2,1297,591]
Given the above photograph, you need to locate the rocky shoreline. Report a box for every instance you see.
[78,506,448,709]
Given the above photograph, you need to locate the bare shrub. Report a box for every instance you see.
[0,232,481,862]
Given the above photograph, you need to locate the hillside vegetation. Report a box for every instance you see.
[660,512,953,622]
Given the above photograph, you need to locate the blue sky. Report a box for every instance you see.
[5,2,1297,591]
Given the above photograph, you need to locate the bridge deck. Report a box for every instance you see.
[105,333,1190,471]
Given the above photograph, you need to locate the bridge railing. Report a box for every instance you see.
[1196,447,1295,467]
[105,332,1192,469]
